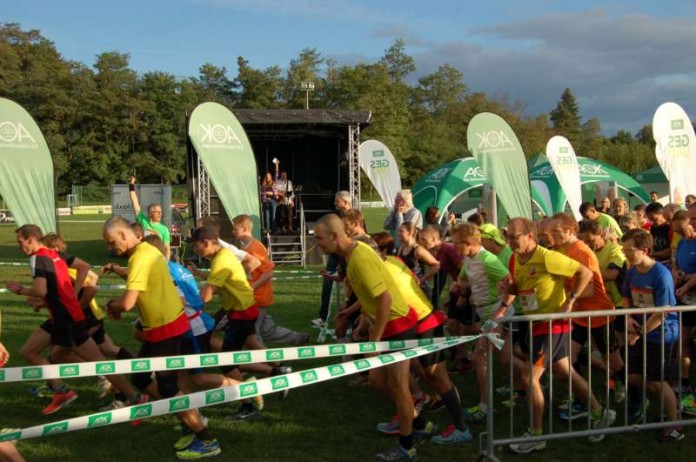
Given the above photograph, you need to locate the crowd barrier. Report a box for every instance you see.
[478,305,696,461]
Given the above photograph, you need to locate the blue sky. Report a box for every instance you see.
[5,0,696,135]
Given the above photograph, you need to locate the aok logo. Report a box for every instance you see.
[301,371,318,383]
[329,345,346,355]
[271,377,289,390]
[42,423,68,436]
[359,343,376,353]
[88,413,112,428]
[206,390,225,405]
[59,365,79,377]
[671,119,685,130]
[266,350,284,361]
[298,347,316,358]
[240,382,258,397]
[475,130,513,150]
[130,404,152,419]
[578,164,608,177]
[200,354,219,366]
[354,359,371,370]
[329,365,345,377]
[131,360,150,372]
[379,355,395,364]
[0,121,37,144]
[233,352,252,363]
[96,362,115,374]
[166,357,185,369]
[463,166,485,181]
[531,165,555,178]
[22,367,42,380]
[199,124,243,147]
[169,397,190,412]
[0,370,5,382]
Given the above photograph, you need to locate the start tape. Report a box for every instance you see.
[0,336,498,384]
[0,335,494,442]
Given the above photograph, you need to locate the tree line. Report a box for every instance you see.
[1,23,663,196]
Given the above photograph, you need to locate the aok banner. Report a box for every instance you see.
[546,136,583,221]
[359,140,402,208]
[188,103,260,237]
[0,98,56,232]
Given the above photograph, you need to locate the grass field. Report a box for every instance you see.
[0,214,692,461]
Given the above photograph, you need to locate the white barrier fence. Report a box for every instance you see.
[479,305,696,461]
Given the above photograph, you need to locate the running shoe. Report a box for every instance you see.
[657,426,685,443]
[413,393,431,413]
[42,390,78,415]
[99,399,126,412]
[413,421,436,443]
[613,380,626,403]
[426,394,445,413]
[557,396,576,411]
[96,376,113,399]
[559,401,589,421]
[463,405,487,423]
[509,431,546,454]
[501,392,525,408]
[175,438,221,459]
[628,399,650,424]
[495,385,511,396]
[375,445,416,461]
[29,384,56,398]
[174,429,197,451]
[377,414,400,435]
[293,332,310,346]
[589,407,616,443]
[225,404,261,423]
[681,395,696,416]
[432,424,474,445]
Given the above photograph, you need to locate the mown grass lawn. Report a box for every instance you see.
[0,215,692,461]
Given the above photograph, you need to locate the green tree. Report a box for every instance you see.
[232,57,283,109]
[380,39,415,83]
[283,48,323,108]
[550,88,582,150]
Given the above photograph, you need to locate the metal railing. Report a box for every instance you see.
[478,305,696,461]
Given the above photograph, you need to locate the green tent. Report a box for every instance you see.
[633,165,667,184]
[412,158,552,221]
[529,155,650,213]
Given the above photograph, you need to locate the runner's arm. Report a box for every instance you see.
[250,270,273,290]
[199,283,219,303]
[370,290,392,342]
[128,175,141,217]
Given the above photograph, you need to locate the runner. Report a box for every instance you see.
[7,225,144,416]
[501,218,616,454]
[128,175,171,260]
[314,214,421,461]
[102,217,220,459]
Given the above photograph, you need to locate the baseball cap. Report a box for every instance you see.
[479,223,506,246]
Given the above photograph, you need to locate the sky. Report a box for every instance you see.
[5,0,696,135]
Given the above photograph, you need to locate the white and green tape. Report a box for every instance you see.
[0,336,499,384]
[0,334,501,442]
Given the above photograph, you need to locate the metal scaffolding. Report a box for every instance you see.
[347,123,361,209]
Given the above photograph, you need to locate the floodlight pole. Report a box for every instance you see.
[300,81,315,110]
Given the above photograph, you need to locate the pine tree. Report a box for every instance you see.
[550,88,582,150]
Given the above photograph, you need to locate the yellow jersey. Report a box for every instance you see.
[208,248,258,320]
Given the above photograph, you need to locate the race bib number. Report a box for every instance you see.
[631,287,655,308]
[518,289,539,312]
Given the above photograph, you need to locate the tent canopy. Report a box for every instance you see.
[633,165,667,184]
[529,154,650,213]
[412,158,551,221]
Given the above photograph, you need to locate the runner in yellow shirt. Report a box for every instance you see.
[314,214,420,461]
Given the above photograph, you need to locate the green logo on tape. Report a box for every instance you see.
[59,365,79,378]
[88,413,112,427]
[131,360,150,372]
[271,376,289,390]
[240,382,258,397]
[130,404,152,419]
[388,340,405,349]
[301,371,318,383]
[166,357,185,369]
[403,350,418,358]
[96,362,115,374]
[169,396,190,412]
[329,345,346,355]
[233,352,252,363]
[418,338,434,346]
[354,359,371,370]
[266,350,284,361]
[424,345,438,352]
[200,354,219,366]
[298,347,315,358]
[43,422,68,435]
[205,389,225,405]
[0,430,21,442]
[22,367,42,380]
[379,355,395,364]
[0,370,5,382]
[359,343,376,353]
[329,365,345,377]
